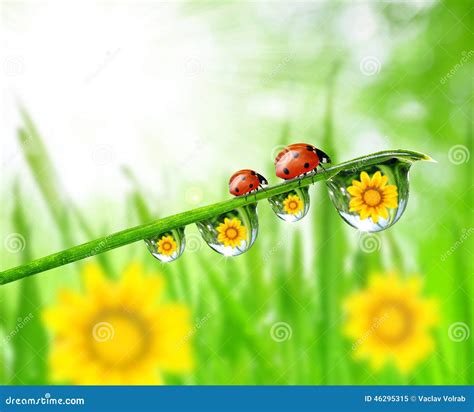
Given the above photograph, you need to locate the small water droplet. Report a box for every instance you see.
[145,228,185,262]
[196,205,258,256]
[327,159,410,232]
[268,187,310,222]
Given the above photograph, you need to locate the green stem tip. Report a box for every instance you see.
[0,150,431,285]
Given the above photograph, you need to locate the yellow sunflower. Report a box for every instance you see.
[157,235,177,256]
[347,171,398,223]
[283,194,303,215]
[343,273,438,373]
[43,263,193,384]
[216,217,247,248]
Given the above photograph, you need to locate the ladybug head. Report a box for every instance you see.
[257,173,268,186]
[315,148,332,164]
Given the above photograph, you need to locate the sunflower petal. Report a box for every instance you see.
[371,171,382,186]
[360,171,371,186]
[383,185,398,194]
[384,199,398,208]
[349,198,364,208]
[378,206,389,220]
[347,186,362,196]
[379,175,389,187]
[83,263,108,294]
[359,207,371,220]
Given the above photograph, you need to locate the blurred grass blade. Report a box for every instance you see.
[18,109,113,275]
[314,65,351,384]
[122,166,154,223]
[17,126,72,245]
[10,181,48,384]
[195,254,274,380]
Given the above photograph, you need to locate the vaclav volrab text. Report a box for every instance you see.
[418,395,465,402]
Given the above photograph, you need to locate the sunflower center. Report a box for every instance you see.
[372,301,413,345]
[288,200,298,210]
[363,189,382,207]
[162,241,172,251]
[225,227,239,240]
[89,311,151,368]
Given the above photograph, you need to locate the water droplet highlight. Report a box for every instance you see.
[327,159,411,232]
[196,205,258,256]
[268,187,310,222]
[145,228,185,262]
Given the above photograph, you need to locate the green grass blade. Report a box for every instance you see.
[0,148,430,285]
[10,182,48,384]
[314,66,351,384]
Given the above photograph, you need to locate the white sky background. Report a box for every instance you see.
[1,1,228,207]
[1,0,435,210]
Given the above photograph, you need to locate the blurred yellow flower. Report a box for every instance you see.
[283,194,303,215]
[343,273,438,373]
[43,263,193,384]
[157,235,177,256]
[217,217,247,247]
[348,171,398,223]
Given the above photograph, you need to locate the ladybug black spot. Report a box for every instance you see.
[235,187,239,193]
[241,176,246,181]
[249,183,254,188]
[306,145,313,151]
[304,162,310,168]
[250,171,256,175]
[283,168,290,175]
[292,152,300,159]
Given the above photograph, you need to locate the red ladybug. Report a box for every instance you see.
[274,143,331,180]
[229,169,268,196]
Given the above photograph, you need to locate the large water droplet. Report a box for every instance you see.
[327,159,410,232]
[145,228,185,262]
[196,205,258,256]
[268,187,310,222]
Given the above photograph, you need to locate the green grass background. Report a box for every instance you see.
[0,0,472,385]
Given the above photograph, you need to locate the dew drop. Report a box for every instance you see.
[145,228,185,262]
[326,159,411,232]
[196,205,258,256]
[268,187,310,222]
